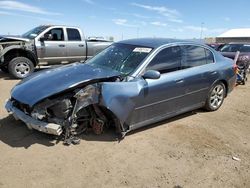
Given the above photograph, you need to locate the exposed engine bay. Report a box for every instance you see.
[10,82,122,145]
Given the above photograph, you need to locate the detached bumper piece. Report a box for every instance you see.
[5,100,63,136]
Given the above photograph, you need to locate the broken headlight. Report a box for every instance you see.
[74,84,99,100]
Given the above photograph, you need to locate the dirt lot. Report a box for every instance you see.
[0,70,249,188]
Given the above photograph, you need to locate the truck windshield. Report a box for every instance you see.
[22,26,50,39]
[86,43,153,75]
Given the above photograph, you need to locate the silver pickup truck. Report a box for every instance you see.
[0,25,112,78]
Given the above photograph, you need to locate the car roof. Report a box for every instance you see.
[228,42,250,45]
[117,38,204,48]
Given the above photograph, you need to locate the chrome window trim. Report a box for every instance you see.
[132,42,216,78]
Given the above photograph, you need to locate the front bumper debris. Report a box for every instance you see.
[5,100,63,136]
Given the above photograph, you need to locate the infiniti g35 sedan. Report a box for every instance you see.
[5,38,236,142]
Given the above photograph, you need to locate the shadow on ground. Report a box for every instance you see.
[0,115,120,148]
[126,110,202,136]
[0,71,14,80]
[0,115,56,148]
[0,109,205,148]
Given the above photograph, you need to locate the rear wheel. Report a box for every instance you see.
[205,82,226,111]
[8,57,34,79]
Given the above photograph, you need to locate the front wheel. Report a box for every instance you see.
[8,57,34,79]
[205,82,226,111]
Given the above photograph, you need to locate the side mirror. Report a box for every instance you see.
[142,70,161,80]
[40,34,52,42]
[40,36,45,42]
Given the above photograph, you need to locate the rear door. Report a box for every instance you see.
[179,45,217,108]
[66,28,86,62]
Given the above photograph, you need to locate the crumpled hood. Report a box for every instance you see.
[0,35,30,42]
[11,63,122,107]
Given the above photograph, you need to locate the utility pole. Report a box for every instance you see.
[200,22,204,40]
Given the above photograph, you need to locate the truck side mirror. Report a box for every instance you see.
[40,36,45,42]
[40,34,52,42]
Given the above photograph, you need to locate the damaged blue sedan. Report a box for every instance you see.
[5,38,236,143]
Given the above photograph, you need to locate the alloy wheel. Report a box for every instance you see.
[210,84,224,109]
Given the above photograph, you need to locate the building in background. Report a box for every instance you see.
[205,37,216,44]
[216,29,250,43]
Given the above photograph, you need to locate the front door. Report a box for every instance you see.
[128,46,185,128]
[37,27,67,63]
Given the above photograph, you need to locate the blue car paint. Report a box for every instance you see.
[7,38,236,135]
[11,63,121,106]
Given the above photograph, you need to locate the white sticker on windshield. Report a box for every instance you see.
[133,47,152,53]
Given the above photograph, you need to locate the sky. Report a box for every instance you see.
[0,0,250,41]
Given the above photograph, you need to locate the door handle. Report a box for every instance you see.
[209,71,217,75]
[79,44,85,47]
[58,44,65,47]
[175,79,184,84]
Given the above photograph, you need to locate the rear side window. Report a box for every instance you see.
[147,46,181,74]
[181,45,214,69]
[67,28,81,41]
[205,49,214,64]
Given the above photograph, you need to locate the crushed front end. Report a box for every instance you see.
[5,83,115,144]
[5,99,63,135]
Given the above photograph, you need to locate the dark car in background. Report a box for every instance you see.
[218,43,250,84]
[219,43,250,61]
[219,43,250,68]
[5,38,236,143]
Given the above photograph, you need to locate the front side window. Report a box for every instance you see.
[146,46,181,74]
[45,28,64,41]
[181,45,209,69]
[67,28,81,41]
[86,43,152,75]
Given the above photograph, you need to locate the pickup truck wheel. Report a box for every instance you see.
[8,57,34,79]
[205,82,226,111]
[0,66,9,73]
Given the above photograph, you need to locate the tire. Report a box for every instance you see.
[205,82,226,111]
[0,66,9,73]
[8,57,34,79]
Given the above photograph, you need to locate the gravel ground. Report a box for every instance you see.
[0,70,249,188]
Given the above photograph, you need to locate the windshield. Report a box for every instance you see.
[22,26,50,39]
[86,43,153,75]
[220,44,250,52]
